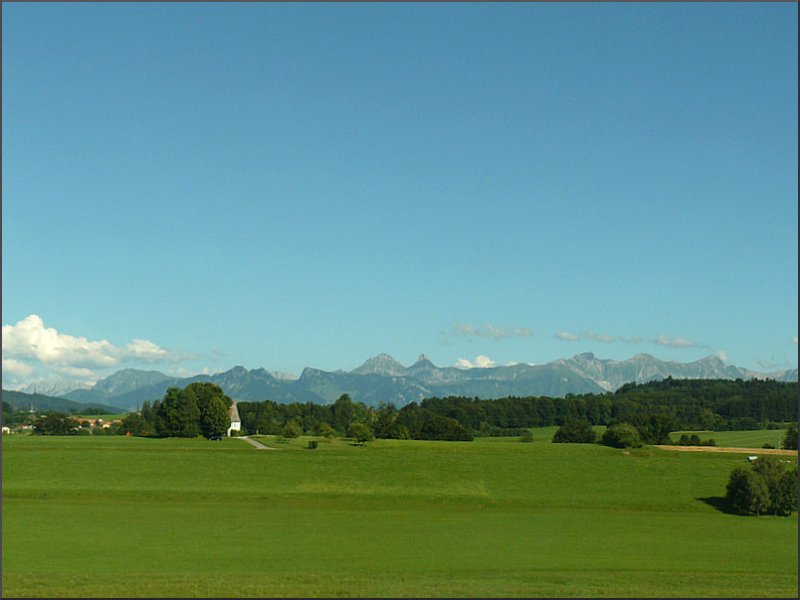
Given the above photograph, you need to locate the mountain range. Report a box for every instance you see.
[15,352,793,411]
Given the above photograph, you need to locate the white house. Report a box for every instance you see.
[227,401,241,437]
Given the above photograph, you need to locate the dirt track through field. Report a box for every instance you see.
[238,436,276,450]
[654,445,798,456]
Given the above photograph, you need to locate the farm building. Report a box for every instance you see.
[227,401,241,436]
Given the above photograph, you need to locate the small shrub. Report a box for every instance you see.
[782,425,797,450]
[307,440,318,450]
[552,419,596,444]
[519,431,534,443]
[317,422,336,439]
[348,422,375,444]
[600,423,643,449]
[281,421,303,439]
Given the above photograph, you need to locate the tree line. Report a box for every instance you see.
[13,378,796,444]
[228,378,795,443]
[417,377,797,434]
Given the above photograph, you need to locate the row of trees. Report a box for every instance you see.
[16,378,795,446]
[235,394,473,442]
[116,379,794,444]
[550,417,796,450]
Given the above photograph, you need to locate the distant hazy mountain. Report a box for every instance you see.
[41,352,798,411]
[21,379,92,397]
[1,389,120,415]
[64,369,173,404]
[555,352,752,391]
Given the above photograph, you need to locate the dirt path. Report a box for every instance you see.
[654,444,797,456]
[237,436,276,450]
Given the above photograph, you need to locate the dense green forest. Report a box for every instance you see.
[233,378,796,441]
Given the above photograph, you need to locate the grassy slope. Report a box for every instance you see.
[2,431,797,598]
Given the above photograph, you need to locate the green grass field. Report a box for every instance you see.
[669,428,788,448]
[2,429,797,598]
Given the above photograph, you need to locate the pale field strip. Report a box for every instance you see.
[655,445,798,456]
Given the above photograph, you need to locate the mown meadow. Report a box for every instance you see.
[2,429,797,597]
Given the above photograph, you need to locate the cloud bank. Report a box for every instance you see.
[554,329,720,354]
[452,322,533,340]
[2,314,179,389]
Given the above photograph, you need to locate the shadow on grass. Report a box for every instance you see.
[697,496,737,515]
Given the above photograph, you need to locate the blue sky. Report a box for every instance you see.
[2,2,797,389]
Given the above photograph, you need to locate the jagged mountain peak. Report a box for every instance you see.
[351,354,406,376]
[413,354,435,366]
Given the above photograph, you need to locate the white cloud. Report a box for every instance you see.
[451,322,533,340]
[583,331,616,343]
[455,355,497,369]
[2,314,175,369]
[51,365,100,380]
[554,329,705,350]
[555,332,580,341]
[3,314,117,367]
[2,314,181,388]
[2,358,34,376]
[124,338,171,361]
[654,335,698,348]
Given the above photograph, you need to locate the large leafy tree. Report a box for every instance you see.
[151,383,231,439]
[157,386,200,438]
[186,382,232,439]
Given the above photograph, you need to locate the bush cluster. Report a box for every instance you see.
[725,457,797,516]
[677,434,717,446]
